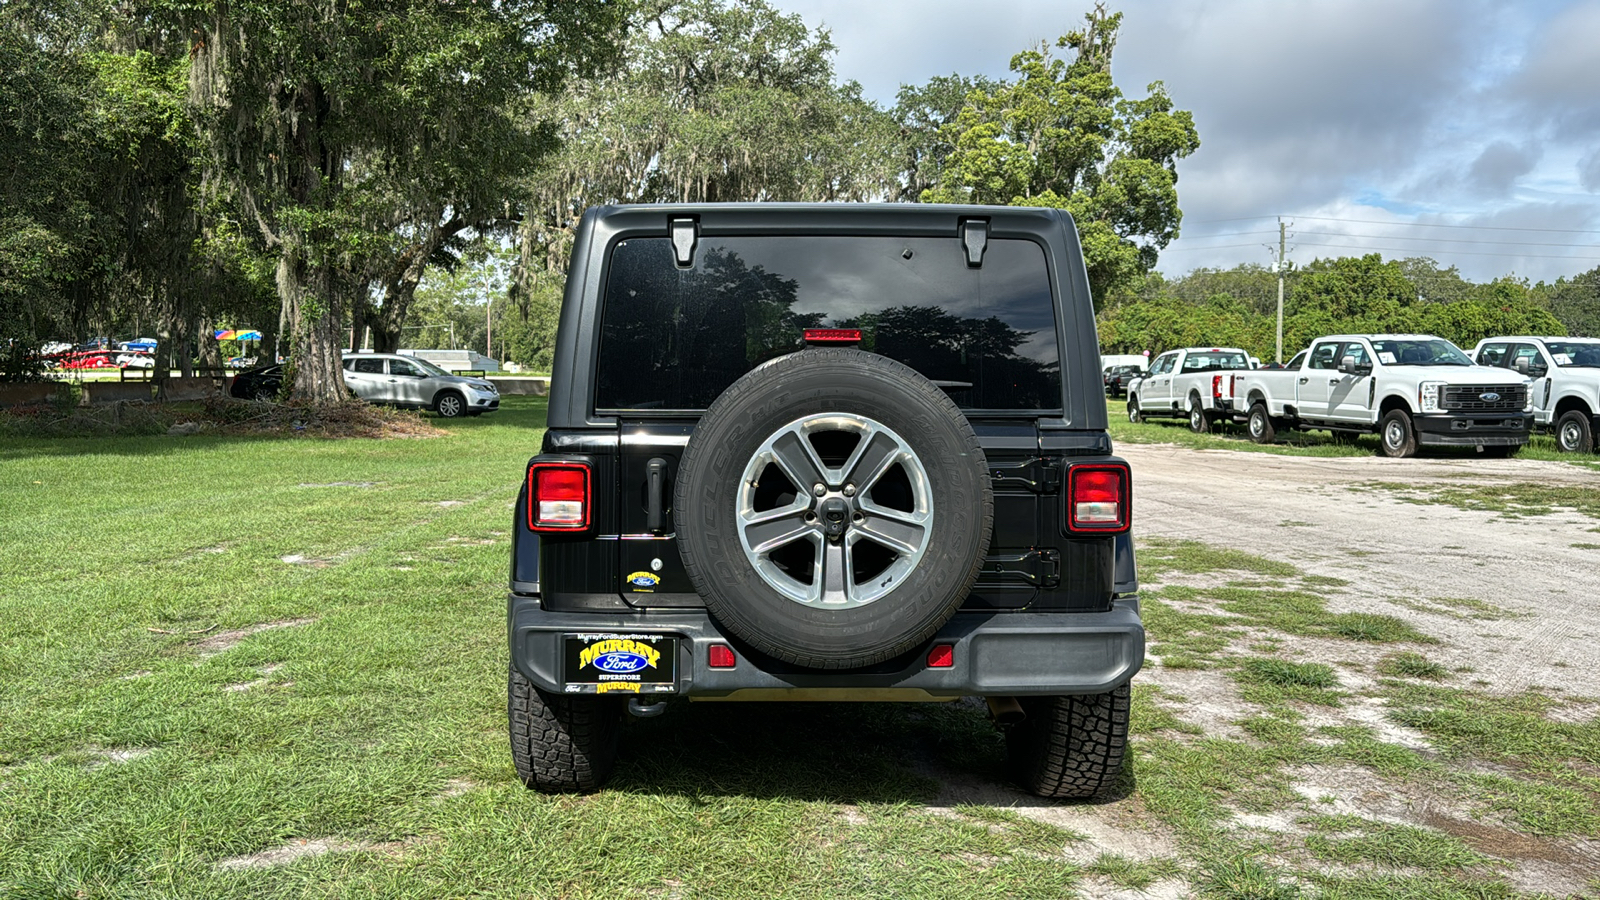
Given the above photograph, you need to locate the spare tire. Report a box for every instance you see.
[675,348,993,669]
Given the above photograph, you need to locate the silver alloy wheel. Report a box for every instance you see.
[1127,401,1139,423]
[1560,420,1581,451]
[1189,406,1203,430]
[737,412,933,608]
[1384,419,1405,449]
[1249,409,1265,438]
[437,393,464,417]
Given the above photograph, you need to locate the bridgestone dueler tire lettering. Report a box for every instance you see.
[1006,683,1131,799]
[675,349,993,669]
[508,664,618,793]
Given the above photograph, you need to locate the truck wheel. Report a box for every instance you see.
[1247,403,1277,444]
[1557,410,1594,453]
[508,664,619,793]
[675,348,993,670]
[1007,683,1131,799]
[1126,398,1143,423]
[1379,409,1418,458]
[1187,398,1210,434]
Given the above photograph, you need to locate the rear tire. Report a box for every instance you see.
[1007,684,1131,799]
[508,664,619,793]
[1187,398,1210,434]
[1379,409,1417,458]
[1247,403,1277,444]
[1557,410,1594,453]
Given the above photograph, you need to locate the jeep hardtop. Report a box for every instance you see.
[509,203,1142,798]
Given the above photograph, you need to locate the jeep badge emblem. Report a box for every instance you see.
[1479,392,1501,402]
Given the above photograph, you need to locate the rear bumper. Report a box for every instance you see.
[508,595,1144,699]
[1414,413,1531,446]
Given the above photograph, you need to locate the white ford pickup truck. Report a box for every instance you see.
[1471,336,1600,453]
[1125,347,1253,433]
[1228,334,1533,457]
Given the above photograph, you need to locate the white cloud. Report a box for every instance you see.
[775,0,1600,280]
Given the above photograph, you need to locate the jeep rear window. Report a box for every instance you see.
[595,236,1061,411]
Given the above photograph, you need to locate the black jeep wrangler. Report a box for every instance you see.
[509,204,1143,798]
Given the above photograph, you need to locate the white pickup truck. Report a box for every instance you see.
[1125,347,1253,433]
[1227,333,1533,457]
[1471,336,1600,453]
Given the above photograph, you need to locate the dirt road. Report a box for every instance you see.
[1123,443,1600,696]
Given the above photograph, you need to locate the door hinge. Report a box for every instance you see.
[669,217,698,268]
[988,457,1061,493]
[983,549,1061,588]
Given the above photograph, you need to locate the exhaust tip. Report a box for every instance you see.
[985,696,1025,727]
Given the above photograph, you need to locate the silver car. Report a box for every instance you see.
[341,352,500,417]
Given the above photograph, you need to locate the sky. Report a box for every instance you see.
[775,0,1600,285]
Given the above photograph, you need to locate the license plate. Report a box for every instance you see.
[562,633,678,695]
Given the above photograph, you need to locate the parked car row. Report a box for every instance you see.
[228,352,500,418]
[1123,333,1600,457]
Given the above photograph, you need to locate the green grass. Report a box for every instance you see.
[3,409,1590,898]
[1301,815,1492,870]
[2,397,1078,898]
[1233,659,1343,707]
[1137,537,1300,579]
[1357,481,1600,520]
[1378,652,1450,681]
[1083,852,1181,889]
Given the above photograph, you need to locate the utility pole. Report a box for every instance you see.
[1274,217,1288,364]
[486,297,492,361]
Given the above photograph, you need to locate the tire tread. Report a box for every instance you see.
[508,664,618,793]
[1007,684,1131,799]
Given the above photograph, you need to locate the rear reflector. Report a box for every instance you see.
[1067,463,1131,533]
[927,644,954,668]
[527,462,591,531]
[804,328,861,345]
[708,644,737,668]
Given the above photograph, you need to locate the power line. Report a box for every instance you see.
[1290,239,1600,261]
[1172,229,1277,240]
[1292,214,1600,235]
[1163,241,1282,251]
[1186,213,1600,235]
[1295,230,1599,249]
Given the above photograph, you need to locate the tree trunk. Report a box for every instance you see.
[279,246,349,404]
[370,214,468,354]
[351,297,371,353]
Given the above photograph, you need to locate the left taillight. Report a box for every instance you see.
[527,462,591,532]
[1066,462,1131,534]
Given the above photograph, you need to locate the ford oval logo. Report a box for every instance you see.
[1479,392,1501,402]
[593,651,650,673]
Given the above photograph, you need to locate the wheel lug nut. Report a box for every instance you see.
[842,483,856,496]
[812,483,826,497]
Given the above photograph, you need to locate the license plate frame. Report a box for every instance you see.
[562,633,679,695]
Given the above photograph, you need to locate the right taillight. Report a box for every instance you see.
[527,462,591,531]
[1066,463,1131,533]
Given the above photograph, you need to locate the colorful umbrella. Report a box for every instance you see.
[213,330,263,341]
